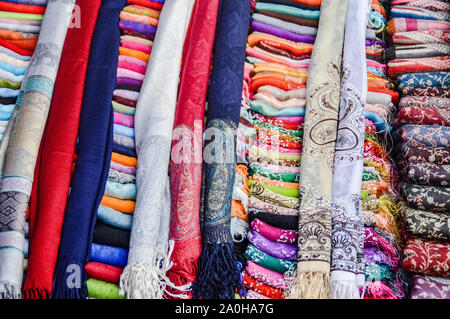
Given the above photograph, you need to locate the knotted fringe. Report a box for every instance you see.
[284,271,330,299]
[166,257,197,299]
[50,258,87,299]
[192,243,242,299]
[329,280,361,299]
[23,288,49,299]
[365,281,399,299]
[230,216,249,243]
[0,281,21,299]
[119,240,190,299]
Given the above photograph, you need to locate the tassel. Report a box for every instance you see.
[192,243,242,299]
[230,216,249,243]
[166,256,198,299]
[50,258,87,299]
[284,270,330,299]
[23,288,49,299]
[0,281,21,299]
[329,280,361,299]
[119,240,190,299]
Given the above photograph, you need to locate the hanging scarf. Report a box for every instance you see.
[119,0,195,299]
[192,0,250,299]
[51,0,124,299]
[285,0,348,299]
[0,0,74,299]
[23,0,101,299]
[329,0,367,299]
[166,0,220,297]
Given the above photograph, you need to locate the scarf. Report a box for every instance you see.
[392,30,449,46]
[86,278,124,299]
[119,0,195,299]
[396,96,449,126]
[51,0,124,299]
[85,261,122,284]
[191,0,250,299]
[400,183,450,213]
[0,0,74,299]
[329,0,367,299]
[403,205,450,242]
[166,0,220,297]
[285,0,348,299]
[402,161,450,187]
[410,275,450,299]
[23,0,101,299]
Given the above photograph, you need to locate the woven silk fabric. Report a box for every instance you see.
[329,0,367,299]
[396,96,449,126]
[251,218,297,244]
[400,183,450,213]
[119,0,195,299]
[51,0,124,299]
[393,124,450,149]
[244,243,296,274]
[397,72,449,90]
[402,237,450,278]
[394,145,450,166]
[402,161,450,187]
[248,230,298,261]
[410,275,450,299]
[392,30,449,46]
[286,0,349,299]
[167,0,219,296]
[23,0,101,299]
[387,56,450,78]
[403,205,450,242]
[0,0,75,299]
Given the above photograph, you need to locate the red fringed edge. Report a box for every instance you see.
[22,288,49,299]
[165,257,199,299]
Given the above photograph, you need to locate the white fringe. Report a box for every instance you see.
[329,280,361,299]
[230,216,249,243]
[0,281,21,299]
[119,240,191,299]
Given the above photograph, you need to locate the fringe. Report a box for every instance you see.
[0,281,21,299]
[50,258,87,299]
[23,288,49,299]
[230,216,249,243]
[329,280,361,299]
[192,242,242,299]
[119,240,190,299]
[284,271,330,299]
[166,256,198,299]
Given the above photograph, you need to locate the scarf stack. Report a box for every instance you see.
[192,0,249,299]
[384,0,450,299]
[0,0,74,299]
[83,0,166,300]
[24,0,101,299]
[0,0,46,298]
[51,0,124,299]
[119,0,195,299]
[166,0,220,298]
[234,0,321,300]
[360,0,409,300]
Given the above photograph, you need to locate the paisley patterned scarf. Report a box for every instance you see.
[285,0,349,299]
[329,0,367,299]
[0,0,74,299]
[192,0,250,299]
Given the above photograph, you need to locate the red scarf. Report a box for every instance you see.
[23,0,102,299]
[166,0,219,298]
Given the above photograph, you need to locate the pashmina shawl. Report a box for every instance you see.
[387,18,450,35]
[248,230,297,261]
[285,0,349,299]
[93,221,131,249]
[392,30,449,46]
[397,72,449,90]
[0,0,74,299]
[85,261,122,284]
[242,271,283,299]
[393,124,450,149]
[119,0,195,299]
[244,243,296,274]
[167,0,219,296]
[246,260,287,290]
[51,0,124,299]
[387,56,450,78]
[330,0,367,299]
[400,183,450,213]
[402,161,450,187]
[402,237,450,278]
[86,278,125,299]
[90,243,128,268]
[192,0,249,300]
[394,145,450,166]
[396,96,449,126]
[410,275,450,299]
[23,0,101,299]
[403,205,450,242]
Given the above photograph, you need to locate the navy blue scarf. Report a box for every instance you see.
[192,0,250,299]
[51,0,126,299]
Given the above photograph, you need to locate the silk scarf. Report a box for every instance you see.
[119,0,195,299]
[329,0,367,299]
[0,0,74,299]
[285,0,349,299]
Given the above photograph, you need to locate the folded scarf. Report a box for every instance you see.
[249,182,299,209]
[166,0,219,297]
[257,10,318,27]
[242,271,283,299]
[388,56,450,78]
[391,5,449,21]
[403,206,450,242]
[90,242,128,268]
[246,289,271,299]
[97,204,133,231]
[244,243,296,274]
[252,13,317,37]
[286,0,348,299]
[251,21,315,44]
[86,278,125,299]
[401,86,450,98]
[246,260,287,290]
[410,275,450,299]
[395,145,450,166]
[251,218,297,244]
[257,0,320,11]
[393,30,449,46]
[397,72,449,90]
[93,221,131,249]
[402,161,450,187]
[85,261,122,284]
[101,195,135,214]
[400,183,450,213]
[51,0,124,299]
[248,230,297,261]
[248,197,299,216]
[396,96,449,126]
[387,18,450,35]
[120,0,195,299]
[250,100,305,117]
[392,0,450,11]
[23,0,101,300]
[393,124,450,149]
[402,237,450,278]
[385,44,450,60]
[0,1,45,14]
[255,2,320,20]
[0,0,74,299]
[191,0,249,300]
